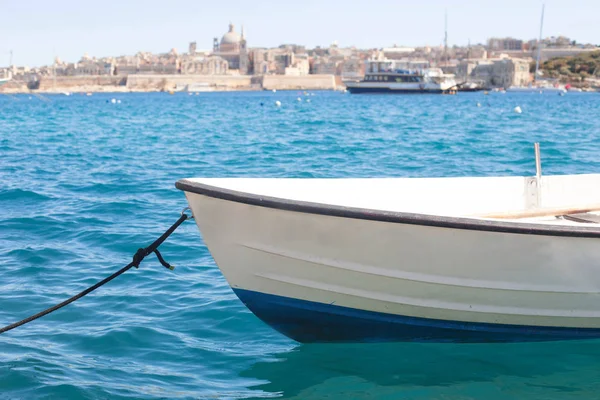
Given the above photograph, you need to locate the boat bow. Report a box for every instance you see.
[177,175,600,343]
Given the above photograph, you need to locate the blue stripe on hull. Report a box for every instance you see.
[233,289,600,343]
[347,87,446,94]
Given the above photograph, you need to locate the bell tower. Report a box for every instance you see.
[239,25,249,75]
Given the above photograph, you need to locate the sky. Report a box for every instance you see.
[0,0,598,67]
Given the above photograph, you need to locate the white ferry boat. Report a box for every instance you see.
[344,60,458,94]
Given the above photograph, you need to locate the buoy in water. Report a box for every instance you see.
[275,101,281,107]
[306,99,311,103]
[272,89,277,93]
[514,106,522,114]
[476,102,481,107]
[117,100,121,104]
[111,98,116,104]
[297,97,302,102]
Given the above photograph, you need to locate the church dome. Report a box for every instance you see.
[221,24,241,45]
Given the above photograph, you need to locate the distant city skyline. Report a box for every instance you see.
[1,0,599,67]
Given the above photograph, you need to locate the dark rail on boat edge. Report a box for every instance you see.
[175,179,600,238]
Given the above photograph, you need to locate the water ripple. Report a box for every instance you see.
[1,91,600,399]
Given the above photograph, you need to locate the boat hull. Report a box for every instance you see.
[346,86,447,94]
[457,87,488,92]
[234,288,600,343]
[177,179,600,343]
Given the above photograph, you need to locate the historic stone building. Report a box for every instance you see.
[457,56,531,88]
[181,56,228,75]
[487,37,524,51]
[212,23,249,74]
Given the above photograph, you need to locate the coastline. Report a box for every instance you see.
[0,74,340,94]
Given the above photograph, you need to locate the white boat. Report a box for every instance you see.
[185,82,216,93]
[344,60,457,94]
[177,164,600,343]
[506,84,565,93]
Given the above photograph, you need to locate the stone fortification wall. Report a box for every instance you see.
[0,79,29,93]
[261,75,336,90]
[126,74,253,91]
[2,74,339,93]
[38,76,125,90]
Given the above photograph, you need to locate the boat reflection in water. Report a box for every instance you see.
[241,340,600,399]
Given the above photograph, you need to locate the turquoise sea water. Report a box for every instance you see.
[1,90,600,399]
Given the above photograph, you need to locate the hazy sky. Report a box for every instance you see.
[1,0,598,67]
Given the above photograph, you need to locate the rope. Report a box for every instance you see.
[0,209,192,335]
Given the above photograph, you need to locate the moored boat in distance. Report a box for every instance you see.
[185,82,216,93]
[344,59,458,94]
[506,82,566,93]
[456,81,489,92]
[177,154,600,343]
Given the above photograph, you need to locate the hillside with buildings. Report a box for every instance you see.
[540,51,600,84]
[1,25,598,93]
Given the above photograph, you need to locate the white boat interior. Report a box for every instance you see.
[182,174,600,226]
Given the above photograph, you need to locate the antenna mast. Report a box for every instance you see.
[444,10,448,65]
[467,38,471,59]
[534,4,545,82]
